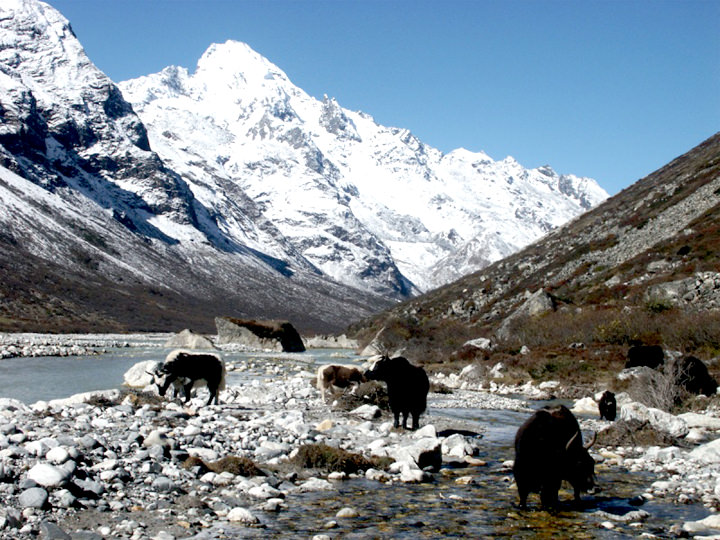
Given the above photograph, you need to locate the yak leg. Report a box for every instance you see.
[207,383,219,405]
[393,411,401,429]
[410,412,420,430]
[540,480,560,510]
[517,486,529,510]
[182,381,194,403]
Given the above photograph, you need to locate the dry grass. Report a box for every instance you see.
[290,443,392,474]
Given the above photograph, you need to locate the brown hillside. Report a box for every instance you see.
[349,133,720,392]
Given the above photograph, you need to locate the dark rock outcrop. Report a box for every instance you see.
[215,317,305,352]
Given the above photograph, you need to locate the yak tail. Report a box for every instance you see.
[218,358,227,391]
[316,365,328,390]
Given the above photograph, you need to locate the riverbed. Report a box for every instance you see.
[0,334,717,538]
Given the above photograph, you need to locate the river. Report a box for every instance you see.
[0,339,713,537]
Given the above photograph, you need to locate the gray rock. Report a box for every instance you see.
[40,521,72,539]
[18,486,48,508]
[0,507,21,529]
[152,476,175,492]
[27,463,72,488]
[164,329,217,350]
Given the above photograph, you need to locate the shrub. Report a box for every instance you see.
[290,443,390,474]
[183,455,264,477]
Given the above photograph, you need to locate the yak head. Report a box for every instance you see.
[565,430,597,493]
[364,355,393,382]
[146,364,171,396]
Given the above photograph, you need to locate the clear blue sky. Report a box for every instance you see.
[49,0,719,195]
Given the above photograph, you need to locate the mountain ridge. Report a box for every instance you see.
[348,132,720,362]
[0,0,607,333]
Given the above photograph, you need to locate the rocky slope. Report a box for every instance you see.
[350,132,720,360]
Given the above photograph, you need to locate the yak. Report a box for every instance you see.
[513,405,596,509]
[364,355,429,430]
[625,345,664,369]
[598,390,617,421]
[149,349,226,406]
[316,364,366,402]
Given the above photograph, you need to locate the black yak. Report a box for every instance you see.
[674,356,718,396]
[513,405,596,509]
[149,349,226,406]
[598,390,617,421]
[364,355,429,430]
[625,345,664,369]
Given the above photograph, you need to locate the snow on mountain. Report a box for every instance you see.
[0,0,395,333]
[120,40,608,293]
[0,0,607,334]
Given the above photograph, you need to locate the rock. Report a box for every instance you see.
[316,419,333,431]
[123,360,159,388]
[304,334,358,349]
[683,513,720,533]
[227,507,259,524]
[620,402,688,438]
[349,404,381,420]
[496,289,556,340]
[27,463,71,488]
[413,425,437,439]
[571,396,599,416]
[389,437,442,472]
[458,364,484,380]
[215,317,305,352]
[399,469,431,483]
[596,419,685,448]
[488,363,505,379]
[152,476,175,492]
[336,507,358,518]
[297,478,334,491]
[52,489,77,509]
[680,413,720,431]
[46,447,70,464]
[689,438,720,463]
[143,430,172,449]
[164,329,217,349]
[18,486,48,508]
[40,521,72,539]
[442,433,477,458]
[0,507,21,529]
[463,338,492,351]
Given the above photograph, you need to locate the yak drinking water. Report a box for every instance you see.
[364,355,429,430]
[513,405,596,509]
[149,349,226,406]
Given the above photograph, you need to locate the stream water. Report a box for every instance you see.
[0,341,712,537]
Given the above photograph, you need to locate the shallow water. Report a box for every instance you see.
[0,342,712,537]
[0,344,352,404]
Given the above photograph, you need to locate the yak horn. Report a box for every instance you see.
[566,431,580,451]
[584,431,597,449]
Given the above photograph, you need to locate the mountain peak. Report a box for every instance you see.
[195,40,290,87]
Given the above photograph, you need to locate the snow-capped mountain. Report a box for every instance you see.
[0,0,607,333]
[0,0,392,333]
[120,40,607,293]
